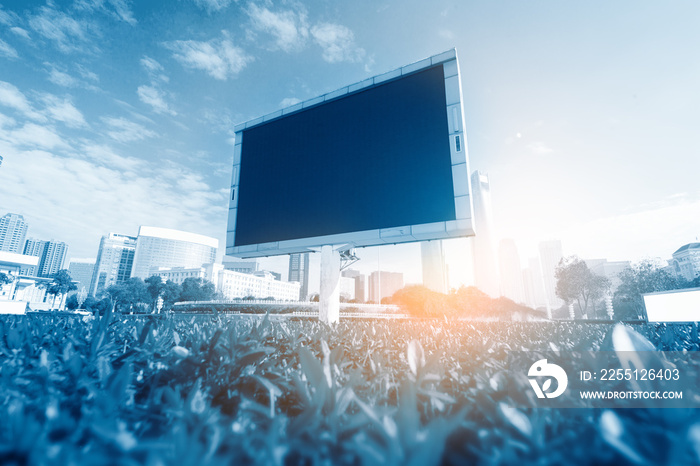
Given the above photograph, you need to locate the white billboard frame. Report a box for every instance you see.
[226,49,474,258]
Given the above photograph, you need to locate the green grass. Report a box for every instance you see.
[1,312,699,465]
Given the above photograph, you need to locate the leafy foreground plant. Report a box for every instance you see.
[1,312,699,465]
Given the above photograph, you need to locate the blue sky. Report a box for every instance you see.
[1,0,699,289]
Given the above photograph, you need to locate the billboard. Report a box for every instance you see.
[226,49,474,258]
[643,288,700,322]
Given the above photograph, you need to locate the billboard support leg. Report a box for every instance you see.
[319,245,340,324]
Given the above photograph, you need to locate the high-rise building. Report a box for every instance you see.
[130,226,218,279]
[498,239,525,304]
[539,240,564,313]
[0,213,28,254]
[523,257,548,310]
[288,253,310,300]
[342,268,366,302]
[421,241,447,293]
[90,233,138,296]
[68,258,96,293]
[470,171,499,297]
[22,238,68,278]
[368,271,403,303]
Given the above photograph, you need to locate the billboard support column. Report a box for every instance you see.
[319,245,340,324]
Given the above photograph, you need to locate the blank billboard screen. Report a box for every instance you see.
[227,50,473,257]
[643,288,700,322]
[235,65,454,246]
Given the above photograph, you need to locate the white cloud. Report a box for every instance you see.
[528,142,554,155]
[81,143,144,171]
[140,56,164,73]
[280,97,301,108]
[561,198,700,263]
[10,27,30,39]
[140,56,169,83]
[193,0,234,13]
[76,65,99,82]
[102,116,156,142]
[0,148,227,259]
[28,7,92,53]
[0,122,69,151]
[165,36,252,80]
[73,0,137,25]
[41,95,87,128]
[137,85,176,115]
[48,68,78,87]
[310,23,365,63]
[0,39,18,58]
[247,4,308,52]
[0,81,45,121]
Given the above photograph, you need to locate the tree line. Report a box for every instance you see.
[65,275,217,313]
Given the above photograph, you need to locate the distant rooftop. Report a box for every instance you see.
[138,226,219,249]
[673,243,700,255]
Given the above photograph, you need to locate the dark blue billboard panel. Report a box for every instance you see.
[227,49,473,257]
[234,65,455,247]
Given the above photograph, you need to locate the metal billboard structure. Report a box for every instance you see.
[226,49,475,323]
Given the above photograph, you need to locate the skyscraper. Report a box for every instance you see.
[421,240,447,293]
[90,233,137,296]
[288,253,310,300]
[498,239,525,304]
[539,240,564,314]
[0,213,28,254]
[68,259,96,293]
[470,171,499,297]
[130,226,218,279]
[341,268,366,302]
[523,257,548,310]
[22,238,68,278]
[368,271,403,303]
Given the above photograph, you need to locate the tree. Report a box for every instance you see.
[145,275,165,310]
[161,280,181,310]
[391,285,450,317]
[106,277,150,313]
[0,272,13,286]
[614,259,686,319]
[179,277,215,302]
[42,270,77,310]
[555,256,611,318]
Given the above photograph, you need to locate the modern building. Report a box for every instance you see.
[68,258,96,293]
[421,240,447,293]
[222,259,258,274]
[151,263,223,286]
[498,239,525,304]
[522,257,548,310]
[670,243,700,283]
[339,276,356,301]
[0,213,28,253]
[368,271,404,303]
[585,259,631,294]
[218,269,300,301]
[288,253,310,300]
[90,233,138,296]
[130,226,218,279]
[470,171,499,297]
[22,238,68,278]
[342,268,366,302]
[539,240,564,314]
[0,251,51,313]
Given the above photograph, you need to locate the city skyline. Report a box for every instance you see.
[1,1,699,289]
